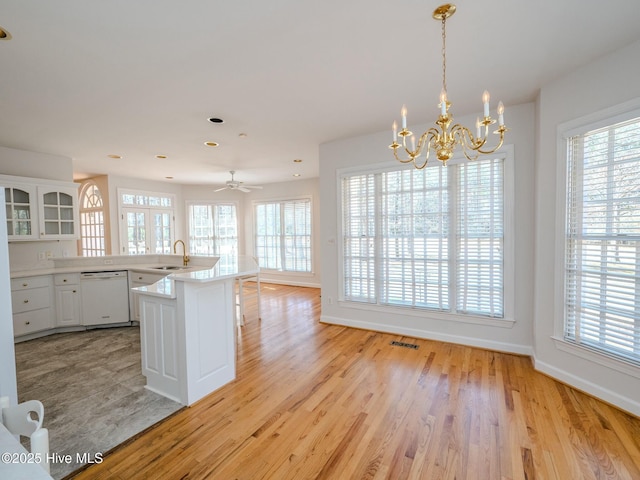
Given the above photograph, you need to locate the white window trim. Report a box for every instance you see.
[336,145,515,326]
[252,195,314,274]
[185,200,240,256]
[78,180,106,257]
[117,188,176,255]
[554,97,640,372]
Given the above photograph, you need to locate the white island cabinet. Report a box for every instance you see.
[134,256,258,406]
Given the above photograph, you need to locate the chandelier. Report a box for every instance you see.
[389,3,507,169]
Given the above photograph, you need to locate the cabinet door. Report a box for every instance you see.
[38,186,79,240]
[55,285,82,327]
[4,184,38,240]
[129,272,167,321]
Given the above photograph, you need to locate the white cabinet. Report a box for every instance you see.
[54,273,81,327]
[129,271,168,321]
[139,294,180,401]
[0,175,79,241]
[10,276,54,337]
[37,186,78,240]
[4,184,37,241]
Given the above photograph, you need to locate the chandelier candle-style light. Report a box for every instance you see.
[389,3,508,169]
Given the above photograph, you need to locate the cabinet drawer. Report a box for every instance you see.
[11,286,50,314]
[13,308,53,336]
[130,272,166,285]
[54,273,80,286]
[11,275,50,291]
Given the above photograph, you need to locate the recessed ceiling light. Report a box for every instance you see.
[293,173,301,177]
[0,27,11,40]
[107,154,122,159]
[204,141,219,147]
[165,176,174,180]
[208,117,224,124]
[155,155,167,159]
[293,159,302,163]
[238,133,248,138]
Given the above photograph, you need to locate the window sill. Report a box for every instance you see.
[552,336,640,379]
[338,300,515,329]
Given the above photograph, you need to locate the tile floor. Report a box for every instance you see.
[14,326,182,479]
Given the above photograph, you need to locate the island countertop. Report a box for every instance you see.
[132,255,259,299]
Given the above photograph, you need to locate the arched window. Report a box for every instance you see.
[79,181,106,256]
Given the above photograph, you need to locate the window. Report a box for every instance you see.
[187,203,238,256]
[254,199,312,272]
[79,182,106,256]
[118,189,175,255]
[341,155,508,319]
[564,114,640,365]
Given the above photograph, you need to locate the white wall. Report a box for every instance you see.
[319,102,536,355]
[0,146,73,181]
[533,39,640,415]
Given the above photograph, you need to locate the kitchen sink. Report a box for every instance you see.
[152,265,184,270]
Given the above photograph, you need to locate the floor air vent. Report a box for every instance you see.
[390,340,419,350]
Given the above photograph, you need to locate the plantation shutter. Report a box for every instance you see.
[565,116,640,365]
[342,174,376,302]
[283,199,311,272]
[379,168,449,310]
[456,158,504,317]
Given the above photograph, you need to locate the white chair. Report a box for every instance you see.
[236,260,261,326]
[0,396,50,474]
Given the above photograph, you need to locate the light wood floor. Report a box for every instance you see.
[70,284,640,480]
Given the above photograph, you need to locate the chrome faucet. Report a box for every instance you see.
[173,239,190,266]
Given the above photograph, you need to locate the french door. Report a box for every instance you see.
[121,208,173,255]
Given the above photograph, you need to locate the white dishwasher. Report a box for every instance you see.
[80,271,130,326]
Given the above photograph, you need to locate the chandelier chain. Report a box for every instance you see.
[441,16,447,94]
[389,4,507,168]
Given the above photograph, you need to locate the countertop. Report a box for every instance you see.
[133,256,259,299]
[9,254,217,279]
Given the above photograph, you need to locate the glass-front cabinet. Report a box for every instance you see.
[5,184,37,240]
[1,175,79,241]
[38,187,77,238]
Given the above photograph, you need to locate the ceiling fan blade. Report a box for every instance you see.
[214,186,229,192]
[245,185,263,190]
[238,186,251,193]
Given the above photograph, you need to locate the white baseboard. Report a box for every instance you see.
[320,314,532,356]
[532,357,640,417]
[260,278,321,289]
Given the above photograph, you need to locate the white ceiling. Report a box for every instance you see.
[2,0,640,187]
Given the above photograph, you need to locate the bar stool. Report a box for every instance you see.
[236,261,261,326]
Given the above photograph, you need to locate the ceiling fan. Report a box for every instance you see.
[214,171,263,193]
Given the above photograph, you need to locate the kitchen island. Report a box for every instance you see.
[133,255,259,406]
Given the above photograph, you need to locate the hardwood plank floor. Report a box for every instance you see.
[69,284,640,479]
